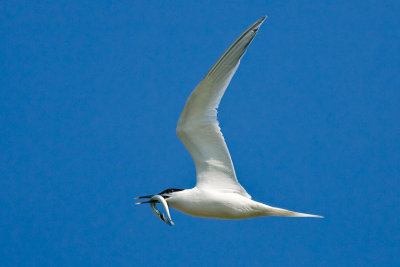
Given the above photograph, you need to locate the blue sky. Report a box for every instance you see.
[1,1,399,266]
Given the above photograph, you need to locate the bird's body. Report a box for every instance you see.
[166,188,317,219]
[136,16,322,225]
[167,188,258,219]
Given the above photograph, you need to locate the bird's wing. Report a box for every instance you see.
[176,17,266,199]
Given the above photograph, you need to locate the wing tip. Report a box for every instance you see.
[255,16,267,27]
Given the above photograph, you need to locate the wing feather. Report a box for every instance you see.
[177,17,266,198]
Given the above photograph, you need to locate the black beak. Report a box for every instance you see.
[135,195,155,205]
[135,195,153,199]
[135,200,152,205]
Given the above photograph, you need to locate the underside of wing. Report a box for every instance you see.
[176,17,267,199]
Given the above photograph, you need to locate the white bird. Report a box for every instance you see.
[136,16,322,225]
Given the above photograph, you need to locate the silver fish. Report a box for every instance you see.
[150,195,174,226]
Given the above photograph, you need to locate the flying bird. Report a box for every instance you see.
[136,16,322,226]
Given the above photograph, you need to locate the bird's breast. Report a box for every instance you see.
[167,190,263,219]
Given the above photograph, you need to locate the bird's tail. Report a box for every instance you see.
[287,211,323,218]
[269,207,323,218]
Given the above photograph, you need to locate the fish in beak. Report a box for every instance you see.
[135,194,174,226]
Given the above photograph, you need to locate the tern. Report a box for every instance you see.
[136,16,322,225]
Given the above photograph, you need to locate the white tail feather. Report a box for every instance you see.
[269,207,323,218]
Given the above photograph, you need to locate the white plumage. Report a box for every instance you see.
[136,16,322,225]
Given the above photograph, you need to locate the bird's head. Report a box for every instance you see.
[135,188,184,226]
